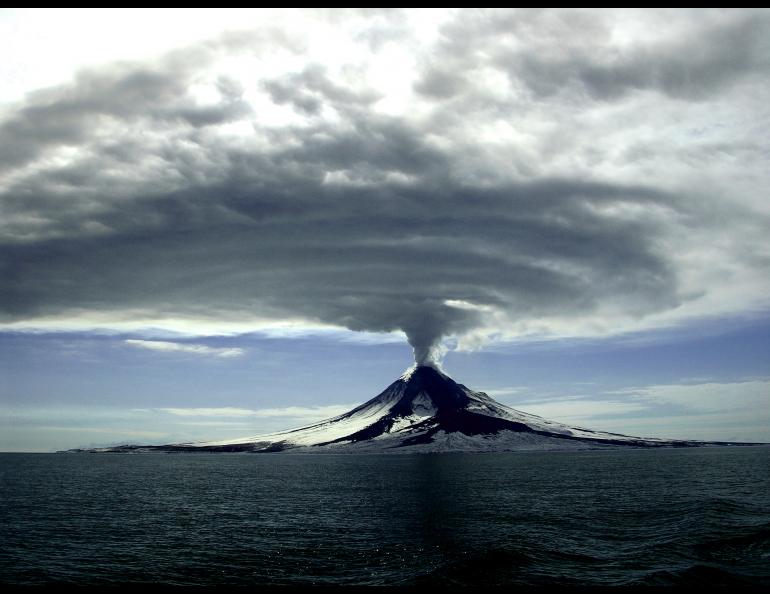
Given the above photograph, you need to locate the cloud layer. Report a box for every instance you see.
[506,379,770,441]
[1,9,769,363]
[125,339,244,358]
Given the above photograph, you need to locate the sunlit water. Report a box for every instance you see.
[1,448,769,586]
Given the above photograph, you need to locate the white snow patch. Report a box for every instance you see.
[191,383,405,448]
[465,389,669,443]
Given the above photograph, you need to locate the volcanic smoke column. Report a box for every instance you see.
[401,300,482,369]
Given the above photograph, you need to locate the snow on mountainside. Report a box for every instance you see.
[191,365,668,451]
[73,365,757,454]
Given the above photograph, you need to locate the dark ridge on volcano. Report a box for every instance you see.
[391,365,474,413]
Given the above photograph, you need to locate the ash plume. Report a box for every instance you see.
[1,9,768,355]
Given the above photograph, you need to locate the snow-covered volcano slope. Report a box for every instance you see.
[99,365,747,454]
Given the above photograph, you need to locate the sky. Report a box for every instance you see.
[1,8,768,451]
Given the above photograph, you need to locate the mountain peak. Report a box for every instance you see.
[399,363,448,381]
[175,365,719,452]
[80,366,756,454]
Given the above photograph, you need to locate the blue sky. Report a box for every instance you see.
[2,312,768,451]
[1,9,769,451]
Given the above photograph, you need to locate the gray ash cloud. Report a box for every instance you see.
[1,9,769,361]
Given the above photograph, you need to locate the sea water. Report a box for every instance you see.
[1,447,768,586]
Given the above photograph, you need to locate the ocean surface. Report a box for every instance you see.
[1,447,769,586]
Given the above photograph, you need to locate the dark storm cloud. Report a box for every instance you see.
[415,9,770,102]
[262,65,381,115]
[0,122,682,360]
[512,17,770,101]
[0,28,295,172]
[1,9,768,362]
[0,63,192,171]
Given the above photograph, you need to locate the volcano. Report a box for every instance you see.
[82,365,752,453]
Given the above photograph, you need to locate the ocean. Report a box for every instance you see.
[1,447,768,586]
